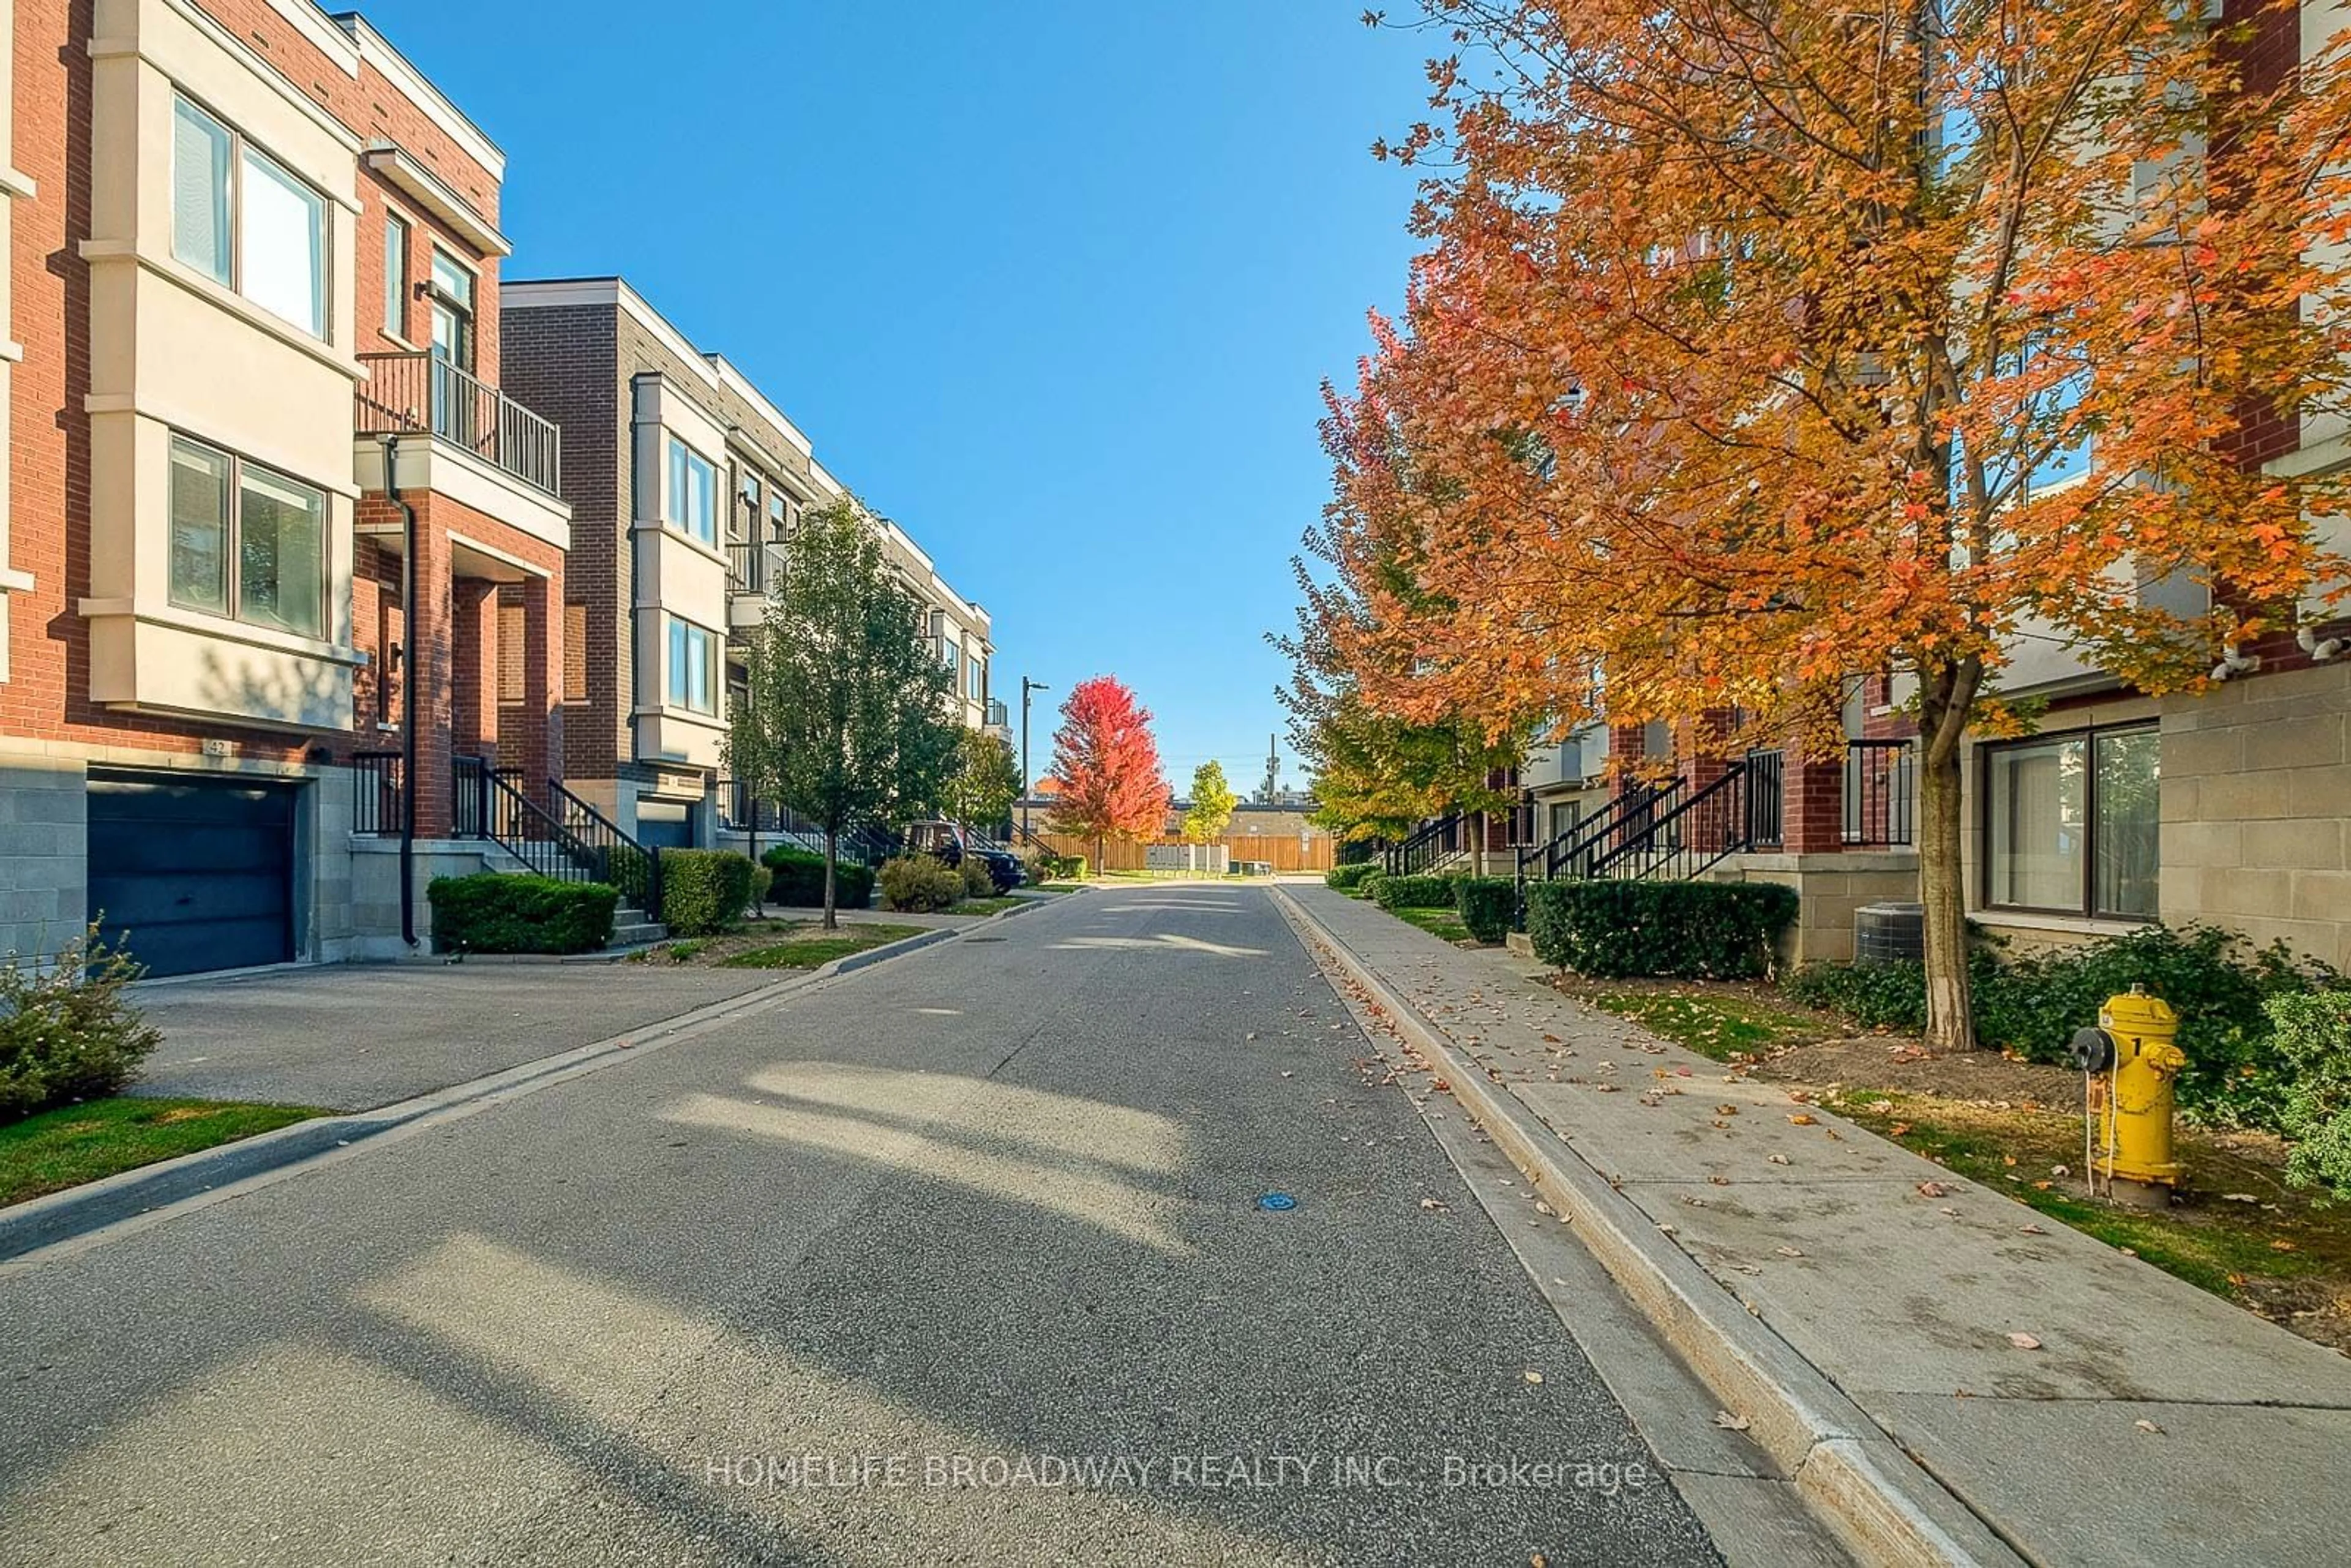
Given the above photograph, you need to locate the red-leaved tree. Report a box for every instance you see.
[1046,677,1169,874]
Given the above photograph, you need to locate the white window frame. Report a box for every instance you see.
[170,91,331,340]
[667,435,718,547]
[165,432,328,639]
[666,613,718,716]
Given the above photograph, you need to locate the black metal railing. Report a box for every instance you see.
[1588,761,1756,880]
[1385,813,1467,877]
[550,778,662,912]
[1745,748,1786,849]
[1521,779,1682,882]
[1844,738,1916,847]
[449,759,658,912]
[726,539,789,598]
[350,750,405,836]
[356,351,561,497]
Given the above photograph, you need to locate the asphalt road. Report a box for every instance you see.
[0,885,1724,1566]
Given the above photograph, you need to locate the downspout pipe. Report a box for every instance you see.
[380,433,419,950]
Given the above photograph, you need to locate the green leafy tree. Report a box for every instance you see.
[726,498,959,928]
[1180,760,1238,844]
[942,729,1021,833]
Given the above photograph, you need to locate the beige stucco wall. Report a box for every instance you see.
[83,0,366,731]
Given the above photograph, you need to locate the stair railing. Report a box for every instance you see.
[1588,761,1755,881]
[549,778,662,914]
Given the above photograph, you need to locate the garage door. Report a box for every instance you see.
[87,774,296,978]
[635,799,696,849]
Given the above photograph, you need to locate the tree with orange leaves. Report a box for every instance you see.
[1046,677,1170,874]
[1321,0,2351,1049]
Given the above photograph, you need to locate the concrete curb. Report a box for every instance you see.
[1,899,1038,1266]
[1270,887,2025,1568]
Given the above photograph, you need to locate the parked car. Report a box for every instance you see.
[902,821,1025,893]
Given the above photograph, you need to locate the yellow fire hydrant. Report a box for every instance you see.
[2069,987,2186,1209]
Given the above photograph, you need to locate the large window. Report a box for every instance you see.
[382,211,410,339]
[667,436,717,547]
[666,615,716,715]
[1985,726,2158,919]
[427,249,474,370]
[171,95,328,339]
[166,435,326,639]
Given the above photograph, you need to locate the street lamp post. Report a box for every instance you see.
[1021,677,1049,840]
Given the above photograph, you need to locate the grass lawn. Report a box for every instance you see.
[950,896,1024,916]
[717,923,929,969]
[1587,988,1826,1062]
[1,1097,325,1208]
[1390,905,1474,944]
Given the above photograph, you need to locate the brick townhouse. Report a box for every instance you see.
[501,277,994,852]
[1509,0,2351,970]
[0,0,571,975]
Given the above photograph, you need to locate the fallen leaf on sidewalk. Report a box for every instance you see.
[1420,1198,1444,1210]
[1788,1113,1818,1126]
[2135,1419,2165,1435]
[2019,1223,2047,1236]
[1767,1153,1791,1166]
[1774,1246,1805,1258]
[1708,1175,1731,1186]
[1713,1412,1751,1431]
[2006,1332,2043,1351]
[1916,1180,1951,1198]
[1715,1105,1739,1116]
[1523,1370,1545,1384]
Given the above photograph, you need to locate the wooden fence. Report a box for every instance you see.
[1033,831,1337,873]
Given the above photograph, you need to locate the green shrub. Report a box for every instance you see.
[0,925,164,1125]
[658,849,756,937]
[761,846,876,909]
[960,857,997,901]
[879,854,964,912]
[2263,992,2351,1199]
[1371,874,1457,910]
[749,865,773,910]
[1526,880,1798,980]
[1785,925,2342,1130]
[1455,878,1517,944]
[1326,863,1379,892]
[1785,958,1933,1032]
[427,873,617,955]
[1355,871,1387,902]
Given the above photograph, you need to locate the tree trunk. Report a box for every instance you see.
[1095,833,1105,880]
[1918,656,1981,1052]
[823,825,839,932]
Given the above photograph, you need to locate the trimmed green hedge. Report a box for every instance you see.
[1455,877,1517,945]
[1371,873,1458,910]
[1526,880,1797,979]
[762,846,877,909]
[1326,862,1379,892]
[427,873,617,955]
[659,849,756,937]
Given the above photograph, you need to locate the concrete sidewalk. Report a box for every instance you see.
[1280,882,2351,1568]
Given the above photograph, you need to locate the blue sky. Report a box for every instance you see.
[366,0,1431,797]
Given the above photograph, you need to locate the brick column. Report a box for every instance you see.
[1783,751,1847,853]
[509,574,562,795]
[407,514,456,838]
[451,578,498,766]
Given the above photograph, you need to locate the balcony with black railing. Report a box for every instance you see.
[356,351,561,499]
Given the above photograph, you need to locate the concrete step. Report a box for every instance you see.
[610,921,668,947]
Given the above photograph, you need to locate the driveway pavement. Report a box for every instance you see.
[1,884,1737,1566]
[132,964,780,1111]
